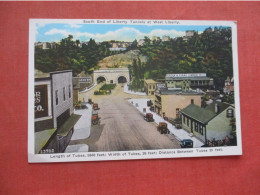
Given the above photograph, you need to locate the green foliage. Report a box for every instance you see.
[100,84,116,90]
[222,93,234,104]
[35,35,111,76]
[138,27,233,89]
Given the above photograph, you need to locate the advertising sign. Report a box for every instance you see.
[79,77,92,83]
[34,85,48,118]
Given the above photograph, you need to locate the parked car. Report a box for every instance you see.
[88,98,93,104]
[168,118,182,129]
[93,103,100,110]
[180,139,193,148]
[92,111,100,125]
[144,113,154,122]
[157,122,169,134]
[147,100,153,107]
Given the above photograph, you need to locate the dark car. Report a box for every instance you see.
[144,113,154,122]
[180,139,193,148]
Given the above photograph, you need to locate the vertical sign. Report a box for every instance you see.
[35,85,48,118]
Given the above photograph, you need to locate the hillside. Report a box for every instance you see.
[97,50,147,68]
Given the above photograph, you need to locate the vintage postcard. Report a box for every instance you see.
[28,19,242,162]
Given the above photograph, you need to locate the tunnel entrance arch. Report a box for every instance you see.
[118,76,127,83]
[97,76,106,83]
[93,68,130,84]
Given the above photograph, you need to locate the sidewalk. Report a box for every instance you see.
[128,98,204,148]
[65,103,93,153]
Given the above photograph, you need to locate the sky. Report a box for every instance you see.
[35,22,223,42]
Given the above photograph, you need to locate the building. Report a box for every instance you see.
[181,101,235,144]
[154,89,203,119]
[162,35,170,42]
[144,79,158,95]
[223,76,234,94]
[34,70,81,154]
[35,42,58,49]
[165,73,214,90]
[183,30,197,41]
[138,39,145,46]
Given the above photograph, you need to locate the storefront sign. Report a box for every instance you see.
[79,77,92,83]
[35,85,48,118]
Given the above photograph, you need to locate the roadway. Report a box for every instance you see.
[73,84,181,152]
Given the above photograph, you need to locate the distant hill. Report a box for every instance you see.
[97,50,148,68]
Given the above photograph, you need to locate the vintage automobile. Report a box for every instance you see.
[93,103,100,110]
[144,113,154,122]
[75,102,88,110]
[180,139,193,148]
[88,98,93,104]
[92,111,100,125]
[147,100,153,107]
[168,118,182,129]
[157,122,169,134]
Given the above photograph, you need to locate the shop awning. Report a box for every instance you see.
[57,113,81,137]
[35,128,57,154]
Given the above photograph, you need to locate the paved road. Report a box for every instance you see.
[75,84,180,152]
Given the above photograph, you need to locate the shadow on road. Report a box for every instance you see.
[68,124,105,151]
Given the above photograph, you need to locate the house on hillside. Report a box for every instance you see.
[223,76,234,94]
[181,101,235,144]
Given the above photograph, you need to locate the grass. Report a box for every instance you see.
[100,84,116,90]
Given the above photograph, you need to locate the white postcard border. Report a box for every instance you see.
[28,19,242,163]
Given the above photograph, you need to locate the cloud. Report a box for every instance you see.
[69,24,82,28]
[45,28,70,37]
[44,27,185,42]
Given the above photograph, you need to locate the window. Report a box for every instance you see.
[195,123,198,132]
[69,85,71,98]
[187,118,189,127]
[55,90,58,105]
[183,116,186,124]
[63,87,66,101]
[226,109,233,118]
[199,125,203,135]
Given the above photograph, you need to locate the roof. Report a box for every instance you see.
[165,76,211,81]
[205,101,231,113]
[159,89,203,95]
[145,79,157,84]
[35,128,57,154]
[181,104,216,124]
[57,114,81,137]
[35,69,50,79]
[181,101,232,124]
